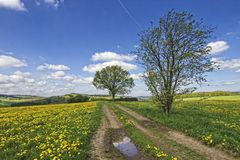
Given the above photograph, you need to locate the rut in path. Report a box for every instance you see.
[91,107,109,160]
[116,104,236,160]
[91,105,146,160]
[103,105,123,129]
[91,105,123,160]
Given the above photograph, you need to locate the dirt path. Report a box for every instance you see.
[117,104,236,160]
[91,105,148,160]
[91,105,123,160]
[103,105,123,129]
[91,114,109,160]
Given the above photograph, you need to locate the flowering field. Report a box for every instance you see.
[120,99,240,157]
[0,102,101,159]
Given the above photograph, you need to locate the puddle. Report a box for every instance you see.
[113,137,138,157]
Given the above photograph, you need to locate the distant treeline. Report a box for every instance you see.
[177,91,239,99]
[0,94,41,99]
[11,94,90,107]
[10,94,138,107]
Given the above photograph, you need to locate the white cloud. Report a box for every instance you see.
[72,77,93,84]
[0,71,34,84]
[223,81,238,85]
[130,73,144,80]
[50,71,65,78]
[14,71,31,77]
[207,41,229,55]
[44,0,64,8]
[62,75,74,81]
[226,32,237,36]
[212,57,240,72]
[46,71,76,81]
[37,81,47,86]
[0,55,27,68]
[83,60,137,73]
[206,80,239,86]
[0,0,26,11]
[37,63,70,71]
[92,51,137,62]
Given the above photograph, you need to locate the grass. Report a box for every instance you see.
[180,95,240,101]
[0,102,102,159]
[108,102,206,160]
[108,103,176,160]
[119,97,240,157]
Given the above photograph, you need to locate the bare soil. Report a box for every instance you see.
[91,114,109,160]
[91,105,146,160]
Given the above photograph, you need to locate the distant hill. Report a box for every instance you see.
[0,94,43,99]
[1,93,138,107]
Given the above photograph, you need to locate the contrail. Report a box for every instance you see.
[117,0,142,30]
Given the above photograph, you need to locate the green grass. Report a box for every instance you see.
[108,102,207,160]
[119,99,240,157]
[108,103,177,160]
[180,95,240,101]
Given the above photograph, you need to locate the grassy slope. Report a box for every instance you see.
[120,96,240,157]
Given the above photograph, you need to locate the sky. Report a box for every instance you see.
[0,0,240,97]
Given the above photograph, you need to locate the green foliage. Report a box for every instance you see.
[93,66,135,101]
[116,97,138,101]
[120,100,240,156]
[10,94,89,107]
[135,10,215,115]
[66,94,89,103]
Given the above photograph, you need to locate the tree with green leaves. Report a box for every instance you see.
[135,10,215,115]
[93,66,135,101]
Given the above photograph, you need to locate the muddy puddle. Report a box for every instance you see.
[113,137,139,158]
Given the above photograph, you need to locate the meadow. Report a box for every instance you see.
[119,97,240,157]
[0,94,239,159]
[0,102,101,159]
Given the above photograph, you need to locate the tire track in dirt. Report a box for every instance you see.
[103,105,123,129]
[91,107,109,160]
[104,105,146,160]
[117,104,236,160]
[91,113,108,160]
[91,105,140,160]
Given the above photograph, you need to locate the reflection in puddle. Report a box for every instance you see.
[113,137,138,157]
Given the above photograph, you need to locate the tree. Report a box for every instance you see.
[93,66,135,101]
[135,10,215,115]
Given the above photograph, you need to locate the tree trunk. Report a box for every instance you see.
[162,106,167,114]
[166,96,173,116]
[112,94,115,101]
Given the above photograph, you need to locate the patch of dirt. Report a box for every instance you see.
[91,105,146,160]
[104,106,146,160]
[117,104,236,160]
[104,105,123,129]
[91,110,109,160]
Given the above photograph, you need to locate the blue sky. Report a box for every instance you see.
[0,0,240,96]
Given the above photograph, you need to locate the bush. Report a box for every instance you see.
[67,95,89,103]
